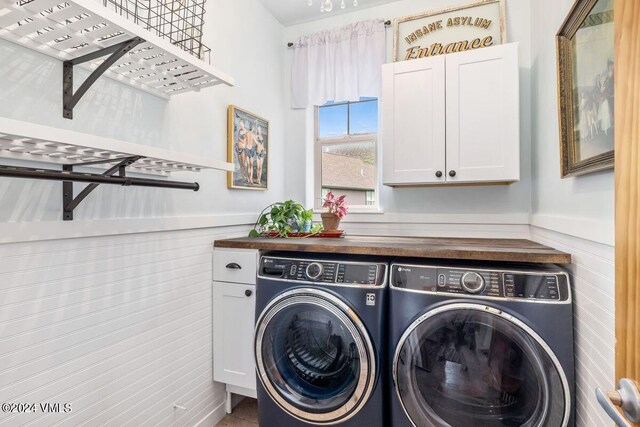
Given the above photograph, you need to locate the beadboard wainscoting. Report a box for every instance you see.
[337,213,532,239]
[530,223,615,427]
[0,224,249,427]
[0,214,614,427]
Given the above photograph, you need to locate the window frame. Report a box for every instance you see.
[314,99,380,212]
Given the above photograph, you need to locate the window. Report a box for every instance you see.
[365,191,375,206]
[315,98,379,210]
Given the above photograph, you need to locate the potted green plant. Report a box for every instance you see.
[321,192,348,231]
[248,200,305,238]
[299,209,314,233]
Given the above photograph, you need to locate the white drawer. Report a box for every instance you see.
[213,248,259,284]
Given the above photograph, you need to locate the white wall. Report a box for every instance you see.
[0,1,283,426]
[531,226,615,427]
[282,0,533,222]
[0,224,248,427]
[0,0,286,224]
[529,1,615,426]
[530,0,614,243]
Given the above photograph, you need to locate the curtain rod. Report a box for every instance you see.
[287,20,391,47]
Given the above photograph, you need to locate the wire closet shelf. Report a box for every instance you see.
[102,0,210,61]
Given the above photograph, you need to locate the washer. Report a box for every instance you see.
[389,261,575,427]
[254,253,388,427]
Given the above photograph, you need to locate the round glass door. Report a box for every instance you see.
[394,303,569,427]
[255,288,376,424]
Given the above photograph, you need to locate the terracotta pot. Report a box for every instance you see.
[321,213,341,231]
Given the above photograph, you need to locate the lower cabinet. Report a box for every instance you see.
[213,280,257,395]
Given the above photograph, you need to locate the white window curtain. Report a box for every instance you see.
[291,19,386,109]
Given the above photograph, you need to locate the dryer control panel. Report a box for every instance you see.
[260,256,387,286]
[392,264,570,302]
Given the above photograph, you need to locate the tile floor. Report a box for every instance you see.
[215,398,258,427]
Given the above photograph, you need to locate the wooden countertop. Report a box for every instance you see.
[214,235,571,264]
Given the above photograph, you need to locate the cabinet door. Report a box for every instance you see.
[445,43,520,183]
[213,281,256,391]
[382,56,446,186]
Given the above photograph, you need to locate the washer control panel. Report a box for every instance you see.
[461,272,486,294]
[392,264,569,302]
[260,256,385,286]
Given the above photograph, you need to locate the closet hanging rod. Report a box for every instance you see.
[0,165,200,191]
[0,159,200,221]
[287,20,391,47]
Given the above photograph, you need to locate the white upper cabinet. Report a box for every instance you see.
[382,56,446,186]
[446,43,520,183]
[382,42,520,186]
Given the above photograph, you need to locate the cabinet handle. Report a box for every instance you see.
[449,170,457,177]
[225,263,242,270]
[435,171,443,178]
[245,289,253,297]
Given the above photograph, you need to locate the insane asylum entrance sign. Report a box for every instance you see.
[393,0,506,61]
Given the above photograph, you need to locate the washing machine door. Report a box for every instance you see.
[255,288,376,424]
[394,303,570,427]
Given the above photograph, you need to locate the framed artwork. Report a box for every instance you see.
[393,0,506,62]
[557,0,614,177]
[227,106,269,190]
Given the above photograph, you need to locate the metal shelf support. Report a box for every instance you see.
[0,156,199,221]
[62,155,143,220]
[63,37,145,119]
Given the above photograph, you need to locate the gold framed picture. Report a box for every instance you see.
[557,0,614,177]
[393,0,506,62]
[227,106,269,190]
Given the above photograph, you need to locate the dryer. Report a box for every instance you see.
[389,261,575,427]
[254,253,388,427]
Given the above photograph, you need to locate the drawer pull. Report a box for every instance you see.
[245,289,253,297]
[225,263,242,270]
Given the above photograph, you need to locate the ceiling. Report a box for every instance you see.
[259,0,399,26]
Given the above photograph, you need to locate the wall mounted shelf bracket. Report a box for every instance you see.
[62,155,142,221]
[63,37,145,119]
[0,156,200,221]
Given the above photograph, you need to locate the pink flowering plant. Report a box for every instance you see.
[322,192,349,218]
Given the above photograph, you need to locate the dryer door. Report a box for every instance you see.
[255,288,376,424]
[394,303,570,427]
